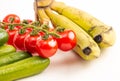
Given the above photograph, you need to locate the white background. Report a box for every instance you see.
[0,0,120,81]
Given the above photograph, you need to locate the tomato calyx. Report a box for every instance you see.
[22,19,33,24]
[30,29,39,36]
[8,17,15,23]
[8,24,15,30]
[41,24,49,30]
[56,26,65,33]
[31,21,41,26]
[18,28,26,34]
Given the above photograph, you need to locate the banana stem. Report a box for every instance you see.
[35,0,54,8]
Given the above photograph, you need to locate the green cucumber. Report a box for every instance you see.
[0,44,16,56]
[0,51,32,66]
[0,56,50,81]
[0,28,8,46]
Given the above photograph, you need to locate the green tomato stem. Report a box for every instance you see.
[0,21,60,39]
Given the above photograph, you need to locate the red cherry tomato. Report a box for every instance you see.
[56,30,77,51]
[25,35,41,53]
[36,36,58,58]
[13,29,31,51]
[15,26,22,29]
[6,27,18,46]
[3,14,20,23]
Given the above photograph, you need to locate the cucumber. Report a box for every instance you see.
[0,51,32,66]
[0,44,16,56]
[0,56,50,81]
[0,28,8,46]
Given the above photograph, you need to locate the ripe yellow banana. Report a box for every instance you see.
[45,8,100,60]
[34,0,53,28]
[36,7,54,29]
[50,1,116,48]
[37,8,50,22]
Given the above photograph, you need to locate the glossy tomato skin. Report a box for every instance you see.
[3,14,20,23]
[6,27,18,46]
[36,36,58,58]
[25,35,41,53]
[56,30,77,51]
[13,29,31,51]
[15,26,21,29]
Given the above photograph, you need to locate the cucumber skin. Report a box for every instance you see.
[0,51,32,66]
[0,44,16,56]
[0,56,50,81]
[0,28,8,46]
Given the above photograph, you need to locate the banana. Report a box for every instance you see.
[50,1,116,48]
[44,8,101,60]
[37,8,50,22]
[36,6,54,28]
[34,0,52,21]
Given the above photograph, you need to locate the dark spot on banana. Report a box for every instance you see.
[77,44,80,48]
[88,25,105,33]
[88,26,96,33]
[94,35,102,43]
[83,47,91,55]
[104,27,113,33]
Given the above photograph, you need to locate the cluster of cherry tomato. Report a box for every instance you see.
[1,14,77,58]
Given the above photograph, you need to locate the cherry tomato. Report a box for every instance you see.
[36,36,58,58]
[25,35,41,53]
[6,27,18,46]
[3,14,20,23]
[13,29,31,51]
[15,26,22,29]
[56,30,77,51]
[3,26,9,30]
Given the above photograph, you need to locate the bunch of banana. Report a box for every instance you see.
[33,0,116,60]
[50,1,116,48]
